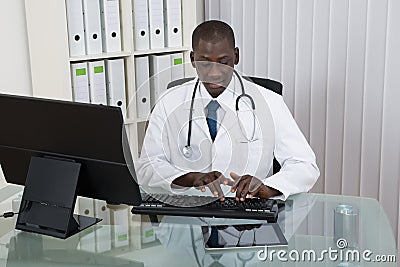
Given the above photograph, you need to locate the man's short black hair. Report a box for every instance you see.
[192,20,235,50]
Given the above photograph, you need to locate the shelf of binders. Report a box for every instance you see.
[69,51,132,62]
[68,47,191,62]
[133,47,190,56]
[24,0,198,160]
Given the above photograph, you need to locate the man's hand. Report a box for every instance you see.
[172,171,233,200]
[230,172,281,201]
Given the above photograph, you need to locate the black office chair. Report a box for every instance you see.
[167,76,283,95]
[167,76,282,174]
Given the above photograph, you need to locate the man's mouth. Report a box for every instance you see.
[206,82,224,89]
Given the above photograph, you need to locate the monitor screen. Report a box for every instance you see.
[0,93,141,206]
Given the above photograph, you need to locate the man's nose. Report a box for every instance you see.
[208,63,223,79]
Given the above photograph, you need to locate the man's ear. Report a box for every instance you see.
[234,47,239,65]
[190,51,196,68]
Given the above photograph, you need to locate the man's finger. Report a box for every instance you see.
[213,171,224,179]
[230,172,243,191]
[247,177,263,198]
[213,182,225,201]
[230,172,241,180]
[235,178,247,200]
[240,181,250,201]
[207,181,225,199]
[207,185,218,196]
[207,172,224,196]
[194,174,212,192]
[214,172,234,186]
[224,178,234,186]
[193,179,206,192]
[248,177,261,191]
[205,175,219,196]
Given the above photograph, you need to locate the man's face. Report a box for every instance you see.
[190,38,239,98]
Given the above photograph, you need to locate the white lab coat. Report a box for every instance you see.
[136,75,319,200]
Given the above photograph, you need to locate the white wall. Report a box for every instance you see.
[0,0,32,96]
[205,0,400,247]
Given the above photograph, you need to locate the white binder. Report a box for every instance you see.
[170,52,184,82]
[149,54,171,107]
[65,0,86,56]
[141,220,156,244]
[78,197,96,252]
[163,0,182,47]
[148,0,165,49]
[100,0,122,52]
[83,0,103,54]
[134,56,151,119]
[94,200,111,253]
[110,206,129,248]
[88,60,107,105]
[71,62,90,103]
[94,200,111,225]
[132,0,150,51]
[129,214,141,249]
[78,197,95,218]
[105,59,126,118]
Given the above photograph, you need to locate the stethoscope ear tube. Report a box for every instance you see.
[233,69,245,95]
[233,69,255,111]
[235,93,255,111]
[186,79,200,148]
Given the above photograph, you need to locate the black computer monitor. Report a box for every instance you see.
[0,93,141,238]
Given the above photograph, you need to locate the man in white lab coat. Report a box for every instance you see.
[136,20,319,201]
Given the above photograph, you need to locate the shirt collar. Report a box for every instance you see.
[198,75,238,111]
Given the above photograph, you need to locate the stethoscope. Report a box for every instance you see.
[182,70,256,158]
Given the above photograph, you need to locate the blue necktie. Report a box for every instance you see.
[207,226,220,247]
[207,100,219,141]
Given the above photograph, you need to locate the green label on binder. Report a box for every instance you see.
[174,58,183,65]
[118,234,128,242]
[76,68,86,76]
[94,66,104,73]
[145,229,154,238]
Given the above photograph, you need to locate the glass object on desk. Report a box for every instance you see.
[334,204,359,248]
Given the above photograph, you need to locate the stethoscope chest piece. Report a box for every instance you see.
[182,145,193,158]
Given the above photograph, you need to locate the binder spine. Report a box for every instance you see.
[106,59,127,118]
[65,0,86,56]
[133,0,150,51]
[163,0,182,47]
[100,0,122,52]
[83,0,103,54]
[148,0,165,49]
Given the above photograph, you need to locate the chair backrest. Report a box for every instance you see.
[166,76,282,174]
[167,77,195,89]
[167,76,283,96]
[243,76,282,96]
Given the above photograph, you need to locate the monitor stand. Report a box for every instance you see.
[15,156,101,239]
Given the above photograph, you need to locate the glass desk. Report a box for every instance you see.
[0,186,396,266]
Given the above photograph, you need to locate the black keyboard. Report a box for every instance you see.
[131,194,281,222]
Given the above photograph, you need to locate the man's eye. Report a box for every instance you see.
[199,62,211,67]
[220,61,228,65]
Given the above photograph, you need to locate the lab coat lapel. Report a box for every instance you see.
[215,104,237,141]
[191,101,210,140]
[182,84,210,140]
[213,75,239,141]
